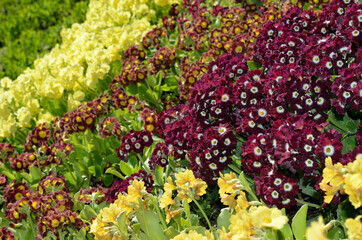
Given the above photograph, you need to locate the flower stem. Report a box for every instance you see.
[190,196,212,230]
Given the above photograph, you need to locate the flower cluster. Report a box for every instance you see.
[99,117,122,139]
[91,178,151,240]
[160,170,207,223]
[320,155,362,209]
[105,170,153,203]
[116,130,153,161]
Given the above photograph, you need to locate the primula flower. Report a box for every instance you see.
[219,209,255,240]
[175,170,207,202]
[319,157,345,204]
[344,155,362,208]
[171,230,211,240]
[248,206,288,230]
[306,216,334,240]
[126,179,149,204]
[345,216,362,240]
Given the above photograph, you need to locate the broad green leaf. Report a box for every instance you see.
[217,208,232,230]
[280,209,293,240]
[29,165,43,181]
[127,83,139,95]
[327,226,345,239]
[102,174,114,187]
[292,204,308,240]
[136,209,165,240]
[120,161,134,176]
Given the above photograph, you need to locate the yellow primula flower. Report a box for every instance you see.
[126,179,148,204]
[218,172,239,195]
[345,216,362,240]
[101,203,123,224]
[344,173,362,209]
[235,192,250,211]
[344,156,362,209]
[164,176,177,193]
[306,216,334,240]
[175,170,207,202]
[171,230,209,240]
[228,209,255,239]
[320,157,345,204]
[160,191,175,209]
[249,206,288,230]
[175,170,197,190]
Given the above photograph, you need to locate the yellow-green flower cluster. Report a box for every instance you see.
[320,156,362,209]
[90,179,149,240]
[0,0,177,138]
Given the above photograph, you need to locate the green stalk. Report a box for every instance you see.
[190,195,212,230]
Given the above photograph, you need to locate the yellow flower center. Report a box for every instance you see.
[263,217,272,224]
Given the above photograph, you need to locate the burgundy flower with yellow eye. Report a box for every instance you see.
[99,117,122,139]
[36,173,68,195]
[0,143,14,163]
[3,180,30,205]
[0,227,14,240]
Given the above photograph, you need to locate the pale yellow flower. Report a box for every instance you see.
[175,170,197,190]
[345,216,362,240]
[171,230,208,240]
[235,192,250,211]
[160,191,175,209]
[164,176,176,193]
[218,172,239,195]
[126,179,148,204]
[249,206,288,230]
[175,170,207,202]
[228,209,255,239]
[306,216,333,240]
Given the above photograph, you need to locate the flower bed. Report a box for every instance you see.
[0,0,361,239]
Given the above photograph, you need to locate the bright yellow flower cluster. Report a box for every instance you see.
[218,172,249,209]
[90,179,149,240]
[160,170,207,223]
[218,204,288,239]
[320,156,362,209]
[0,0,177,138]
[171,230,214,240]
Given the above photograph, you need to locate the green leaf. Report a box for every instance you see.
[138,82,159,105]
[292,204,308,240]
[280,209,293,240]
[80,205,98,220]
[341,136,356,155]
[105,167,125,180]
[102,174,114,187]
[76,228,87,240]
[127,83,138,95]
[327,226,345,239]
[136,209,165,240]
[117,211,128,235]
[217,208,232,230]
[247,61,262,70]
[154,165,164,186]
[327,111,360,134]
[120,161,135,176]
